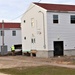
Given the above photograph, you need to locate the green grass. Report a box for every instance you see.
[0,66,75,75]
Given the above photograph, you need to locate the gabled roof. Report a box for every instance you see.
[34,3,75,11]
[0,23,20,28]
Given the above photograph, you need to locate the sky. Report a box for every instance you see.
[0,0,75,23]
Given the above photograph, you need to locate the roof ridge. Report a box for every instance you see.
[34,2,75,6]
[34,2,75,11]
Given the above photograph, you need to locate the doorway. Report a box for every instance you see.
[54,41,64,56]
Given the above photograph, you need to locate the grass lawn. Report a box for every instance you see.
[0,66,75,75]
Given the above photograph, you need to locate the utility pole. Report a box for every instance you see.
[2,20,4,52]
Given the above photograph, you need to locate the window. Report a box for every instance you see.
[31,39,34,43]
[71,15,75,23]
[31,18,34,27]
[12,31,16,36]
[24,20,25,23]
[0,31,4,36]
[24,37,26,40]
[31,38,36,43]
[53,15,58,23]
[34,38,35,43]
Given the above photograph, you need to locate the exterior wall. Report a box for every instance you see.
[0,28,21,52]
[47,11,75,56]
[21,3,48,53]
[22,3,75,57]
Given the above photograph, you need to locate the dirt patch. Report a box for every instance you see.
[0,56,74,69]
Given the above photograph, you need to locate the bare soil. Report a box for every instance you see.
[0,56,75,75]
[0,56,74,69]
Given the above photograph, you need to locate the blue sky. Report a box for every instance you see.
[0,0,75,22]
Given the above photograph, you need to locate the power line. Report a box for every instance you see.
[25,0,42,13]
[10,0,41,21]
[38,0,41,2]
[10,14,23,21]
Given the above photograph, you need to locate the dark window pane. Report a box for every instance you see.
[53,15,58,19]
[1,31,4,36]
[34,38,35,43]
[71,15,75,23]
[53,20,58,23]
[31,39,33,43]
[24,37,26,40]
[71,20,75,23]
[1,31,2,36]
[53,15,58,23]
[12,31,16,36]
[24,20,25,23]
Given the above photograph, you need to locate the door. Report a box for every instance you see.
[54,41,64,56]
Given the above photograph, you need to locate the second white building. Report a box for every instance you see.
[0,22,21,54]
[21,2,75,57]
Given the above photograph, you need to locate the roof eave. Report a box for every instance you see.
[47,10,75,13]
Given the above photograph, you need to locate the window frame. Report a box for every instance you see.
[31,38,36,44]
[70,15,75,24]
[53,15,58,23]
[12,30,16,36]
[0,30,4,36]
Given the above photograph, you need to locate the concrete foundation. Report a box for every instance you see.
[36,50,53,58]
[22,49,75,58]
[36,49,75,58]
[64,49,75,56]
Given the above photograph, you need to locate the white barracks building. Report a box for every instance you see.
[21,2,75,57]
[0,22,21,54]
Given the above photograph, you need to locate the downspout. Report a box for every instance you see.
[39,11,46,49]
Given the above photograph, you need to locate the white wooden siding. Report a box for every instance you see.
[21,3,48,52]
[0,29,21,51]
[47,12,75,50]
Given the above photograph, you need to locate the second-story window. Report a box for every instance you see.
[12,31,16,36]
[53,15,58,23]
[71,15,75,24]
